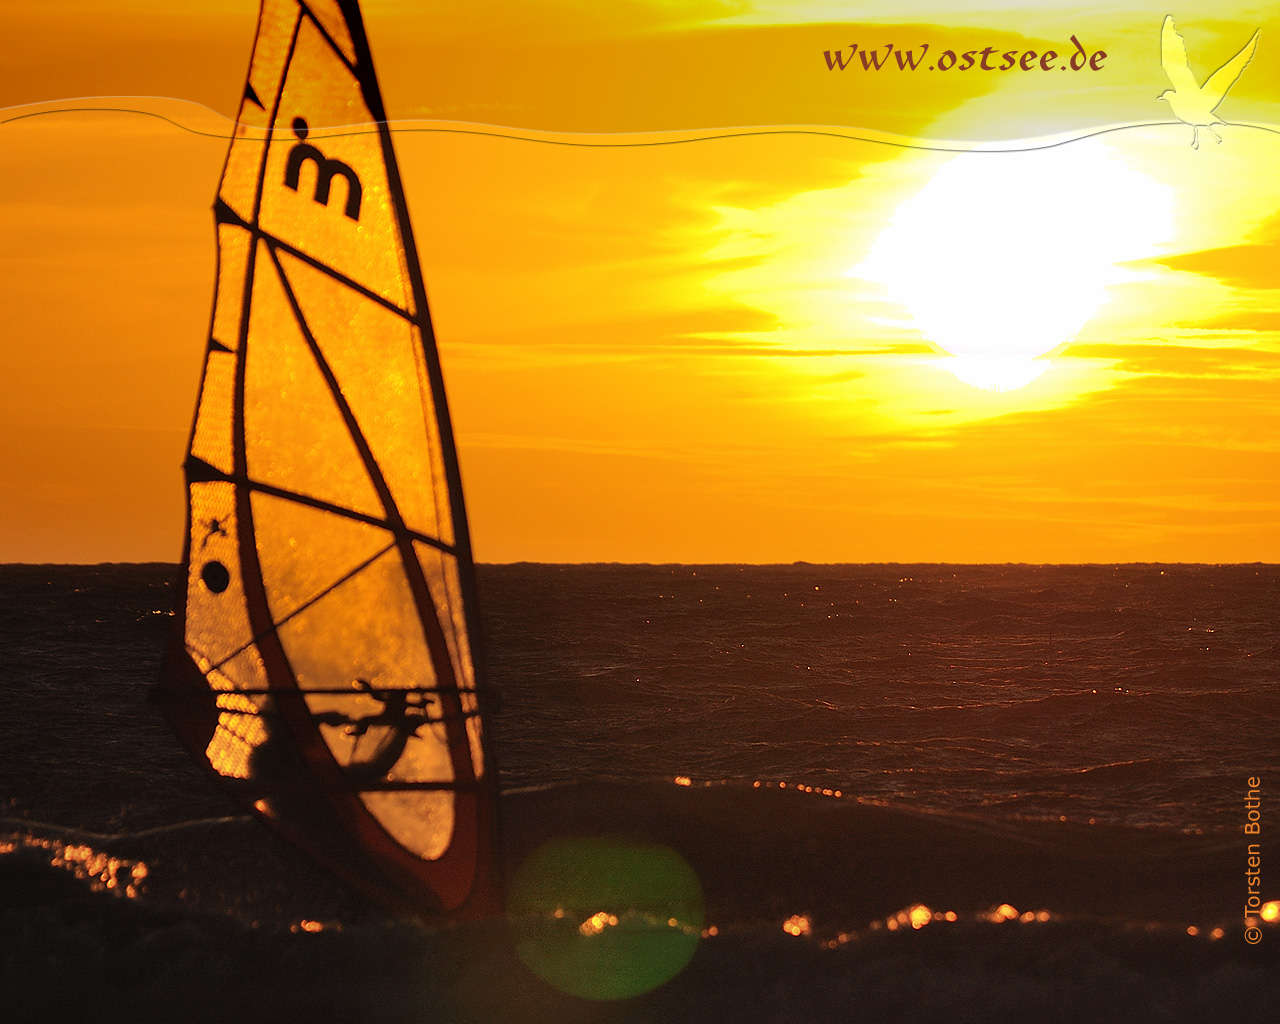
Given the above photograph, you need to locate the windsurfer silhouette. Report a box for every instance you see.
[314,679,438,786]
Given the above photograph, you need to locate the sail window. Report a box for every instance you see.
[243,239,385,519]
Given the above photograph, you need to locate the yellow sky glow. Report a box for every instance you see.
[2,2,1279,563]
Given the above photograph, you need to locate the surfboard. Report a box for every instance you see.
[156,0,500,919]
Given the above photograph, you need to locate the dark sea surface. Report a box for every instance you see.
[485,562,1279,833]
[2,562,1278,1022]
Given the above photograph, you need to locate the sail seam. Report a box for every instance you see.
[264,233,415,322]
[235,473,456,554]
[263,238,482,786]
[251,12,303,226]
[214,12,308,776]
[347,12,489,789]
[356,44,490,782]
[340,2,481,812]
[266,245,410,533]
[297,3,359,76]
[207,538,396,674]
[228,7,304,632]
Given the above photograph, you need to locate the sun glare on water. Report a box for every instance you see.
[852,140,1173,392]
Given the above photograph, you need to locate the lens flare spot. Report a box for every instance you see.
[509,836,704,1000]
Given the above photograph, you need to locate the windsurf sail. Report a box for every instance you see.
[157,0,500,919]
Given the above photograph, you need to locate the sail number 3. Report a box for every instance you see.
[284,117,362,220]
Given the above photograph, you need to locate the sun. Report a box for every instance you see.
[851,139,1173,391]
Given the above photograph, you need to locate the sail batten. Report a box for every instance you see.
[159,0,499,918]
[267,235,417,319]
[179,465,460,554]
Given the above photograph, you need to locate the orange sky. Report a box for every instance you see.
[3,1,1280,563]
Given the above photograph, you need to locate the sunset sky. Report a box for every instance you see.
[3,0,1280,563]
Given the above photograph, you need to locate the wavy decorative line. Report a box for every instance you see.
[5,95,1280,153]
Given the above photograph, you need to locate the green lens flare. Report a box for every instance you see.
[508,836,705,1000]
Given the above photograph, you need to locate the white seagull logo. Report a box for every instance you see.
[1159,15,1259,149]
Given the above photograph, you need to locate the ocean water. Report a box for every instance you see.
[485,562,1280,833]
[2,562,1277,1021]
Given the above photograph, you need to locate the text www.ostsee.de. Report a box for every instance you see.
[823,35,1107,73]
